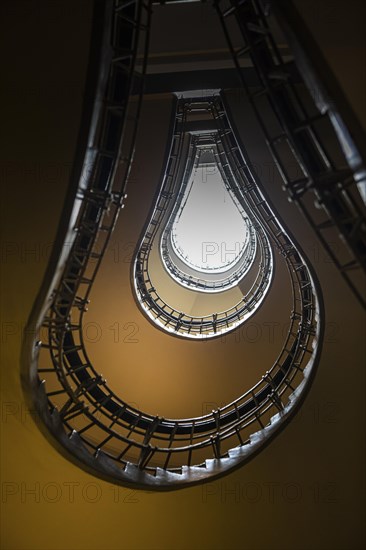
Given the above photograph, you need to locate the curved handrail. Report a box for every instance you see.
[160,137,258,292]
[214,0,366,307]
[133,97,274,337]
[21,1,325,490]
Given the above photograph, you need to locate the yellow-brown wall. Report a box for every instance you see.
[1,1,365,549]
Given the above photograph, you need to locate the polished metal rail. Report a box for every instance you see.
[214,0,366,307]
[133,97,274,338]
[22,0,325,490]
[161,136,258,293]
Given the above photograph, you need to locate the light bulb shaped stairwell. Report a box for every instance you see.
[28,0,366,491]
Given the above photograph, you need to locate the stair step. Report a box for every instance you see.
[68,430,98,462]
[227,445,250,459]
[155,467,184,480]
[95,450,124,476]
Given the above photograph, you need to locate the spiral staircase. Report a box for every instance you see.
[21,0,365,490]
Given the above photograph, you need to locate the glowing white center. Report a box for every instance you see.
[171,164,249,273]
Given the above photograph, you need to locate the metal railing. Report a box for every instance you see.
[214,0,366,307]
[133,97,274,337]
[161,138,258,292]
[22,0,325,490]
[25,89,323,489]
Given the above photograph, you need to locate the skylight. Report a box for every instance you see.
[171,155,249,273]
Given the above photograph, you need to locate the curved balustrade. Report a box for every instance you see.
[168,144,252,274]
[161,136,258,292]
[21,0,329,490]
[23,84,323,489]
[133,97,274,337]
[214,0,366,307]
[162,225,257,292]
